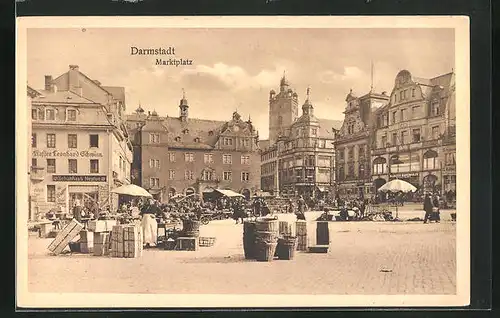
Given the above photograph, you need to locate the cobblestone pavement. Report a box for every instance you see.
[28,209,456,295]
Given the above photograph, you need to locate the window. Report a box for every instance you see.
[381,135,387,148]
[68,159,77,173]
[222,171,232,181]
[242,138,250,147]
[423,150,438,170]
[241,155,250,165]
[391,132,397,145]
[223,138,233,146]
[67,109,77,121]
[31,158,37,168]
[47,159,56,173]
[31,133,37,148]
[46,134,56,148]
[149,159,160,169]
[348,148,354,160]
[38,108,45,120]
[169,153,176,162]
[90,159,99,173]
[338,167,345,181]
[184,170,194,180]
[373,157,387,174]
[32,109,38,120]
[412,128,421,142]
[432,126,440,139]
[150,177,160,188]
[400,130,408,144]
[204,153,214,164]
[202,169,214,181]
[319,139,326,148]
[46,109,55,120]
[306,155,315,166]
[90,134,99,148]
[68,134,77,148]
[412,88,416,97]
[311,128,317,136]
[149,133,160,143]
[184,153,194,162]
[431,101,440,116]
[411,106,420,119]
[392,111,397,124]
[168,170,175,180]
[400,91,404,100]
[241,172,250,182]
[359,163,365,178]
[278,116,283,126]
[47,185,56,202]
[338,149,345,160]
[223,154,232,164]
[445,153,456,165]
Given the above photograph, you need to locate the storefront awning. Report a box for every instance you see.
[215,189,244,197]
[202,188,215,193]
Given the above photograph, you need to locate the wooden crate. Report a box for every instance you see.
[296,234,308,251]
[93,232,110,256]
[176,237,199,251]
[88,220,118,233]
[295,220,307,235]
[47,219,84,255]
[110,224,143,258]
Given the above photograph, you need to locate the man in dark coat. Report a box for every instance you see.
[423,192,433,224]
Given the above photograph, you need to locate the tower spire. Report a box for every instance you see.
[306,85,311,101]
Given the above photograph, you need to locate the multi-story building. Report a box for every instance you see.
[29,65,133,218]
[334,89,390,199]
[370,69,456,195]
[126,93,261,202]
[260,79,342,198]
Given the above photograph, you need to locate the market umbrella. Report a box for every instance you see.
[111,184,153,198]
[377,179,417,220]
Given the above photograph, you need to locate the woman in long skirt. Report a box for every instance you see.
[140,199,158,248]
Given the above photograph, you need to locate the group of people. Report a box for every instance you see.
[423,192,442,224]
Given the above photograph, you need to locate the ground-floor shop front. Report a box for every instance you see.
[336,181,374,200]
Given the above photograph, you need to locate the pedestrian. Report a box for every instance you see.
[296,196,306,220]
[423,192,433,224]
[140,198,158,248]
[432,193,441,223]
[72,197,83,223]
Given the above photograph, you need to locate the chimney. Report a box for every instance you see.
[69,65,79,71]
[44,75,53,92]
[68,64,80,94]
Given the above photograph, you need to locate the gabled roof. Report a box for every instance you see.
[31,90,99,105]
[102,86,126,103]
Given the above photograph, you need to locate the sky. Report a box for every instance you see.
[27,28,454,139]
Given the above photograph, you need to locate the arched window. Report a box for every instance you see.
[348,163,355,178]
[373,157,387,175]
[423,150,438,170]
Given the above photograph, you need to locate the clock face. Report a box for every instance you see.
[233,125,240,132]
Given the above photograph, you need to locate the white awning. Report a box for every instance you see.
[317,186,327,192]
[215,189,244,197]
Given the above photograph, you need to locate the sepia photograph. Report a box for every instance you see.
[16,16,470,308]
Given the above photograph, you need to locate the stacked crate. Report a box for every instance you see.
[88,219,118,232]
[295,220,308,251]
[93,232,110,256]
[47,219,84,255]
[278,221,295,237]
[110,224,143,258]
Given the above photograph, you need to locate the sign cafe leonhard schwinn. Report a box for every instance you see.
[32,149,104,158]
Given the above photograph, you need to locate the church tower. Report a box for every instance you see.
[268,72,299,145]
[179,89,189,122]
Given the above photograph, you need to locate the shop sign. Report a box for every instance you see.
[391,172,419,179]
[33,149,104,158]
[53,175,107,182]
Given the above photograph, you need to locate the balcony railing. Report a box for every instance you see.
[30,166,45,181]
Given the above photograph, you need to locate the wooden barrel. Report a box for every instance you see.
[276,236,298,260]
[243,221,257,259]
[254,241,278,262]
[316,221,330,245]
[296,220,308,251]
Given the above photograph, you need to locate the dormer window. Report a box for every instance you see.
[182,129,189,134]
[46,108,55,120]
[208,130,214,136]
[67,109,77,121]
[194,137,200,143]
[175,136,181,142]
[431,101,440,116]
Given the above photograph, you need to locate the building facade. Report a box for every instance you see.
[370,70,456,195]
[126,93,261,202]
[29,65,133,218]
[260,81,342,199]
[334,89,390,199]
